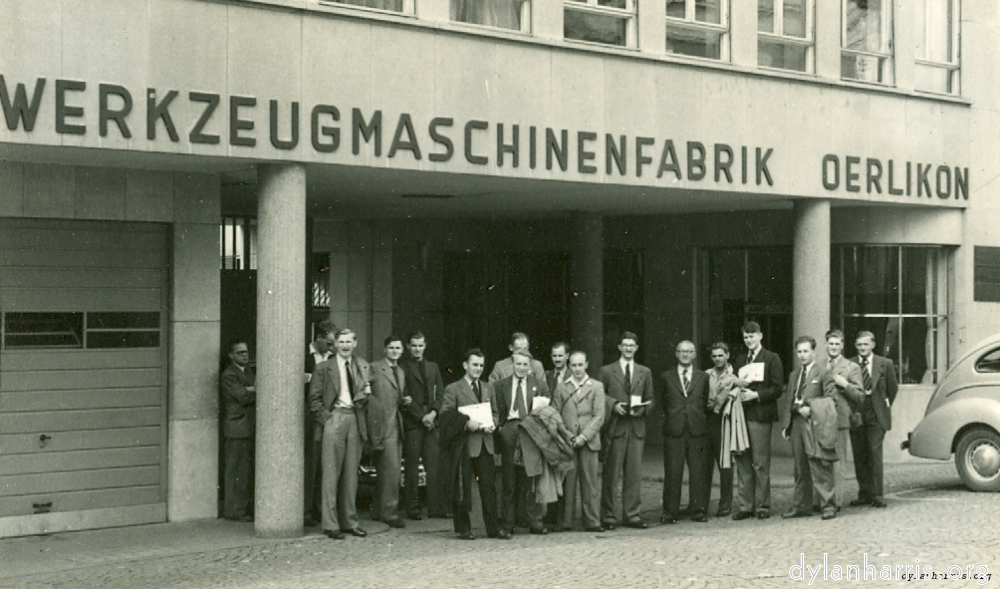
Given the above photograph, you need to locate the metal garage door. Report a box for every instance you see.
[0,219,168,537]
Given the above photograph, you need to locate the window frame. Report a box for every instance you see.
[914,0,960,95]
[757,0,814,73]
[449,0,532,34]
[563,0,638,49]
[318,0,415,16]
[664,0,731,61]
[840,0,894,85]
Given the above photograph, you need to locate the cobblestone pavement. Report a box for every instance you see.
[2,462,997,589]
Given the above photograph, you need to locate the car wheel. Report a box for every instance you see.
[955,427,1000,492]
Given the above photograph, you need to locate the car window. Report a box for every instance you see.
[975,348,1000,373]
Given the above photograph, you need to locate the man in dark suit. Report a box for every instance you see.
[495,350,551,534]
[304,320,336,526]
[308,328,371,540]
[731,321,784,521]
[658,340,711,524]
[546,341,571,393]
[221,340,255,522]
[489,332,546,384]
[824,329,864,510]
[366,335,409,528]
[400,331,447,520]
[850,330,898,508]
[599,331,654,529]
[440,349,508,540]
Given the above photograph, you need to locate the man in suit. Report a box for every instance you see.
[706,342,737,517]
[400,331,447,520]
[658,341,711,524]
[221,340,255,522]
[543,340,571,528]
[440,349,508,540]
[366,335,409,528]
[850,331,898,508]
[782,336,839,520]
[824,329,865,510]
[731,321,784,521]
[489,332,546,384]
[599,331,653,529]
[495,350,551,534]
[308,328,371,540]
[552,350,606,532]
[304,319,336,527]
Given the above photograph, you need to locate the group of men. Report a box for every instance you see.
[219,320,897,540]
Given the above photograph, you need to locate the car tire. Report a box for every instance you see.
[955,427,1000,492]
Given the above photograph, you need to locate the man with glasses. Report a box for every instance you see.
[221,340,256,522]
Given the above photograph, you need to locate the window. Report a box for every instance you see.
[564,0,636,48]
[2,312,161,349]
[221,217,257,271]
[914,0,959,94]
[841,0,893,84]
[665,0,728,60]
[3,312,83,349]
[758,0,813,72]
[973,246,1000,302]
[322,0,412,13]
[451,0,530,32]
[975,349,1000,373]
[833,246,950,384]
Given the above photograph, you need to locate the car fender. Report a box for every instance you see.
[908,398,1000,460]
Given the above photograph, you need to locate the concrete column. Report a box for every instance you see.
[570,213,604,370]
[792,199,831,361]
[255,164,307,538]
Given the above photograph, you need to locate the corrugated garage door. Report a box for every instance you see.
[0,219,168,537]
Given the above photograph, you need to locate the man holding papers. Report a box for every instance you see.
[440,349,507,540]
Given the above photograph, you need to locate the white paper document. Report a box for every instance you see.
[630,395,651,408]
[458,402,494,428]
[738,363,764,383]
[531,397,550,411]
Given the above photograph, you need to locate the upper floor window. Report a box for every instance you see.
[665,0,729,60]
[841,0,893,84]
[564,0,636,48]
[324,0,412,13]
[914,0,960,94]
[758,0,813,72]
[451,0,530,32]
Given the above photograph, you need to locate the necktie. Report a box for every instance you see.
[394,365,403,391]
[624,363,631,388]
[796,366,808,401]
[345,359,356,396]
[515,378,528,418]
[473,380,482,402]
[682,368,690,395]
[860,356,873,393]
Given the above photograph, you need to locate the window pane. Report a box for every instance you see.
[919,0,953,63]
[333,0,404,10]
[843,247,897,315]
[666,26,723,59]
[898,317,935,384]
[667,0,687,19]
[88,331,160,349]
[88,312,160,329]
[783,0,807,37]
[914,63,955,94]
[4,312,84,349]
[842,316,897,374]
[758,0,775,33]
[451,0,523,30]
[696,0,721,24]
[902,248,932,315]
[564,9,628,46]
[841,53,887,82]
[844,0,884,53]
[758,40,808,71]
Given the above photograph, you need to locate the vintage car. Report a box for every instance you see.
[904,334,1000,491]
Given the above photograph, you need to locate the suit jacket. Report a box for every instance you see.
[552,378,606,451]
[599,360,654,439]
[494,375,550,428]
[784,363,838,435]
[488,356,546,385]
[221,363,256,439]
[545,368,570,396]
[826,355,865,430]
[658,366,710,438]
[308,355,372,437]
[399,356,445,430]
[732,347,784,423]
[440,378,500,458]
[850,354,898,431]
[366,359,406,451]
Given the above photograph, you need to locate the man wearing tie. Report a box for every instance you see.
[440,349,507,540]
[366,336,410,528]
[546,342,571,393]
[849,331,898,508]
[658,341,711,524]
[824,329,865,510]
[400,331,447,520]
[221,340,256,522]
[495,350,551,535]
[308,328,371,540]
[489,332,546,384]
[599,331,654,529]
[731,321,784,521]
[304,320,336,527]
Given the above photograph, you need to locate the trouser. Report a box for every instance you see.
[563,446,601,529]
[735,420,772,514]
[706,413,733,513]
[304,403,323,521]
[499,420,544,530]
[662,432,709,518]
[831,428,850,508]
[402,425,445,516]
[601,428,645,524]
[320,408,361,532]
[453,450,502,537]
[223,438,254,518]
[373,426,402,521]
[850,398,886,501]
[790,416,835,515]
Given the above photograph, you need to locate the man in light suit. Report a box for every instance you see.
[366,335,410,528]
[731,321,784,520]
[495,350,551,535]
[400,331,447,520]
[824,329,865,510]
[304,319,336,527]
[440,349,508,540]
[782,336,839,520]
[599,331,654,529]
[489,332,546,384]
[552,350,606,532]
[221,340,255,522]
[308,328,371,540]
[850,331,898,508]
[658,341,711,524]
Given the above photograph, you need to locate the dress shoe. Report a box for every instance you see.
[756,511,770,520]
[584,526,605,533]
[871,499,887,508]
[821,511,836,520]
[407,511,423,521]
[602,522,616,531]
[691,515,708,523]
[659,514,678,524]
[385,518,406,528]
[490,530,510,540]
[529,526,549,535]
[325,530,345,540]
[849,498,872,507]
[625,520,648,529]
[345,527,367,538]
[732,511,754,521]
[457,531,475,540]
[782,511,810,519]
[716,508,731,517]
